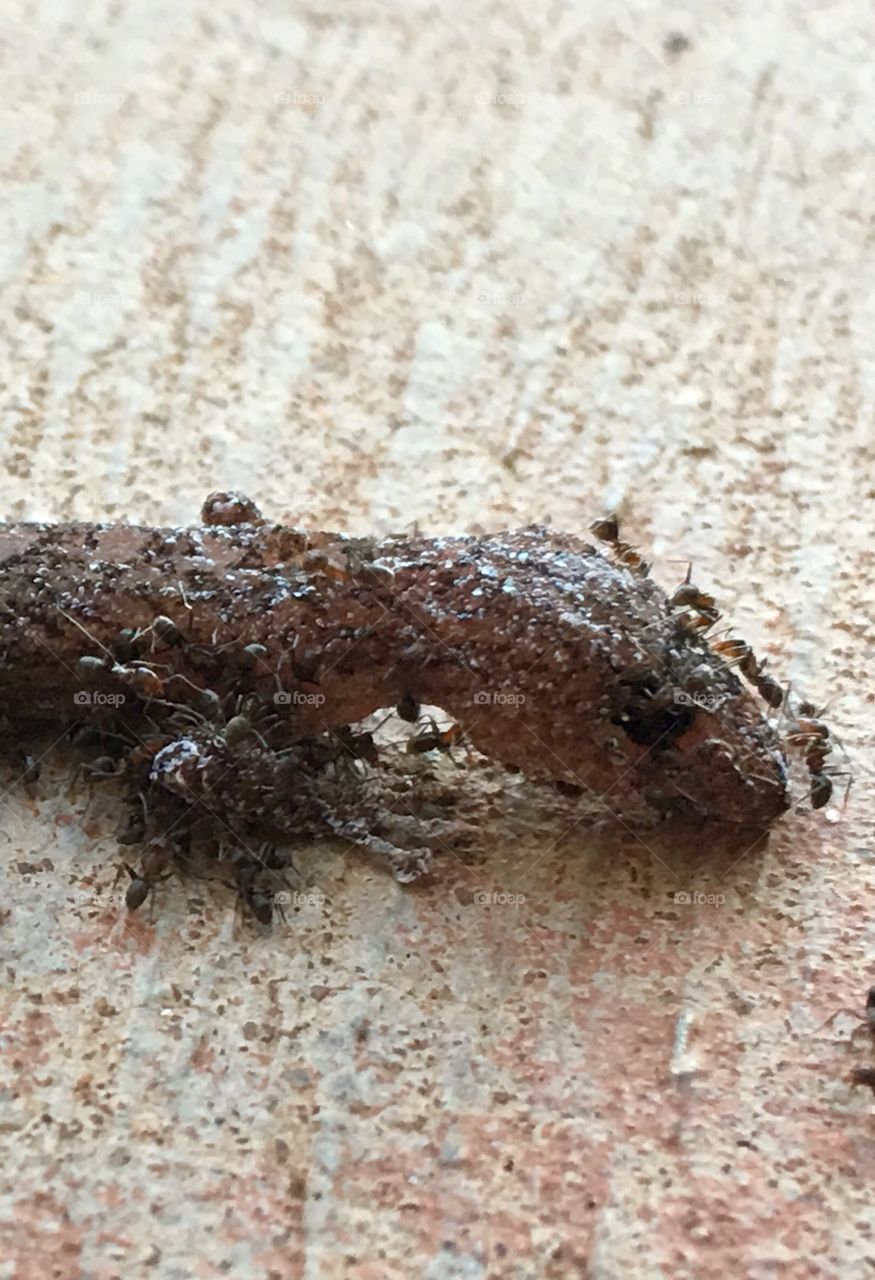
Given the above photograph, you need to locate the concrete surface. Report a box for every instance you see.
[0,0,873,1277]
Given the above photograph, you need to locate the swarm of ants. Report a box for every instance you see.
[45,606,475,927]
[589,516,852,814]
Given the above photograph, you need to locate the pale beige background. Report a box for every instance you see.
[0,1,873,1278]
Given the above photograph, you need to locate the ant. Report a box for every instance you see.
[148,614,184,651]
[238,642,269,672]
[662,566,782,713]
[116,796,148,846]
[354,559,394,589]
[407,717,466,763]
[223,714,269,750]
[785,700,852,811]
[616,545,651,576]
[851,1066,875,1093]
[670,564,720,625]
[334,725,380,769]
[113,628,146,662]
[119,843,172,913]
[68,723,107,750]
[711,637,785,710]
[301,546,350,580]
[69,725,179,805]
[18,750,40,785]
[238,875,275,925]
[589,514,650,576]
[805,759,852,811]
[112,615,183,663]
[589,515,619,543]
[158,680,222,728]
[76,649,183,705]
[218,692,276,751]
[124,665,168,700]
[754,672,784,710]
[68,754,124,798]
[299,724,381,774]
[712,637,753,665]
[824,986,875,1093]
[786,710,830,765]
[680,612,718,633]
[78,656,167,701]
[396,690,421,723]
[76,654,110,679]
[227,845,288,925]
[290,638,322,684]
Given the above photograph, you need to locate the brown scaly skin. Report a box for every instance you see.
[0,492,789,838]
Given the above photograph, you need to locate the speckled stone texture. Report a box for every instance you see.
[1,1,873,1278]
